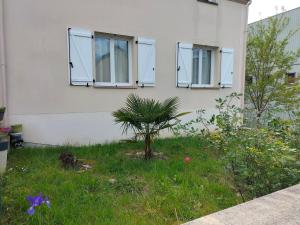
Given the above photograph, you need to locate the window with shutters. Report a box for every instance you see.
[176,43,215,88]
[94,33,133,87]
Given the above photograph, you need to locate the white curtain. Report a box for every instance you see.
[192,49,200,84]
[114,40,129,83]
[202,50,211,85]
[95,37,111,82]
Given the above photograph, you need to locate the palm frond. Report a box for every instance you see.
[112,94,190,137]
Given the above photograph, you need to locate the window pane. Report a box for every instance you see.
[95,37,111,82]
[287,72,296,84]
[115,40,129,83]
[202,50,211,85]
[192,49,199,84]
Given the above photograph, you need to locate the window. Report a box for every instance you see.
[95,34,132,86]
[287,72,296,84]
[176,43,216,88]
[192,48,214,87]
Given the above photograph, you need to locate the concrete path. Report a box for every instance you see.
[183,184,300,225]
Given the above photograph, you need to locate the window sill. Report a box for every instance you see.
[138,84,155,87]
[197,0,218,6]
[93,84,137,89]
[191,86,220,90]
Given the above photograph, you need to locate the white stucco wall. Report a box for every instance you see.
[2,0,249,145]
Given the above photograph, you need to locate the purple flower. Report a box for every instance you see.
[26,193,50,215]
[27,206,35,215]
[44,196,51,208]
[27,194,43,207]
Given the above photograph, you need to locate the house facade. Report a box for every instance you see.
[0,0,250,145]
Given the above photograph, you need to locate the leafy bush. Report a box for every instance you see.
[175,92,300,200]
[223,128,300,200]
[264,114,300,149]
[174,92,243,138]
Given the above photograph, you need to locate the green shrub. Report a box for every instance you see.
[175,92,300,200]
[223,128,300,200]
[173,92,243,138]
[10,124,23,133]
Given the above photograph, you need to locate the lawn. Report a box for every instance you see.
[0,137,241,225]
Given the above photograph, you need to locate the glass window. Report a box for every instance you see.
[287,72,296,84]
[202,50,211,85]
[192,49,200,84]
[95,34,131,85]
[115,40,129,83]
[192,48,213,86]
[95,37,111,83]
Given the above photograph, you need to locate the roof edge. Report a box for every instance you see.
[227,0,251,5]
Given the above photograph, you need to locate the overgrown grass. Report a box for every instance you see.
[0,137,241,225]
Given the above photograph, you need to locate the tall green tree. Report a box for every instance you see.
[246,16,300,125]
[112,94,189,160]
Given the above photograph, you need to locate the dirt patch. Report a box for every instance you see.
[125,151,168,160]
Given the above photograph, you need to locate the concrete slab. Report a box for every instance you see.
[183,184,300,225]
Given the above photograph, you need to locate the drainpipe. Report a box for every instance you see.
[240,0,251,110]
[0,0,8,126]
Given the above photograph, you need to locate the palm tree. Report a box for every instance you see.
[112,94,189,160]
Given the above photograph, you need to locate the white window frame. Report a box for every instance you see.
[94,36,133,87]
[191,47,215,88]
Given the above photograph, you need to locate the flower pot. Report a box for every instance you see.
[10,132,24,148]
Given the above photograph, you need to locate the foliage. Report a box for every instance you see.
[113,94,189,160]
[174,92,243,138]
[223,128,300,200]
[265,114,300,149]
[175,92,300,200]
[0,107,5,113]
[10,124,23,133]
[1,137,240,225]
[245,16,300,125]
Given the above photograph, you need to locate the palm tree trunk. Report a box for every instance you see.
[144,134,152,160]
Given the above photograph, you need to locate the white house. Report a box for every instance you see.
[0,0,250,145]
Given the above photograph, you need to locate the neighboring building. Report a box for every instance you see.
[249,7,300,83]
[0,0,250,145]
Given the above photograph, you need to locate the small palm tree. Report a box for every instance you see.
[113,94,189,160]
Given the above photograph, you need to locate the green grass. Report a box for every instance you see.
[0,137,241,225]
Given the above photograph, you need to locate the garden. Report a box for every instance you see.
[1,91,300,225]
